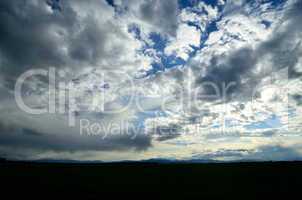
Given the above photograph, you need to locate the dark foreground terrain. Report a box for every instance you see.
[0,160,301,199]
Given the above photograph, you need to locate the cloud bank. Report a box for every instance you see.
[0,0,301,161]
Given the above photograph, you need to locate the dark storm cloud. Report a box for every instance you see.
[0,0,123,80]
[196,0,302,100]
[0,104,153,158]
[0,0,76,74]
[196,48,257,100]
[0,126,151,153]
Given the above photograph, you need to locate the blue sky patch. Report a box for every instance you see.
[245,115,283,130]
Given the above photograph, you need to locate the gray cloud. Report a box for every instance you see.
[0,0,131,81]
[117,0,179,36]
[139,0,179,36]
[195,0,302,101]
[0,0,158,159]
[0,0,76,75]
[0,121,152,155]
[151,123,182,141]
[0,131,151,152]
[196,48,257,100]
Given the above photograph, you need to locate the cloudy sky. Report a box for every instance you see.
[0,0,302,162]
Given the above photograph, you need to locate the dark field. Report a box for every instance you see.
[1,160,302,198]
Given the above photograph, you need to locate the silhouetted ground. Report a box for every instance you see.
[0,160,301,199]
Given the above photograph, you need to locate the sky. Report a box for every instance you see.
[0,0,302,162]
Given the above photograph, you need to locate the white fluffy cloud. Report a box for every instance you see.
[165,24,201,60]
